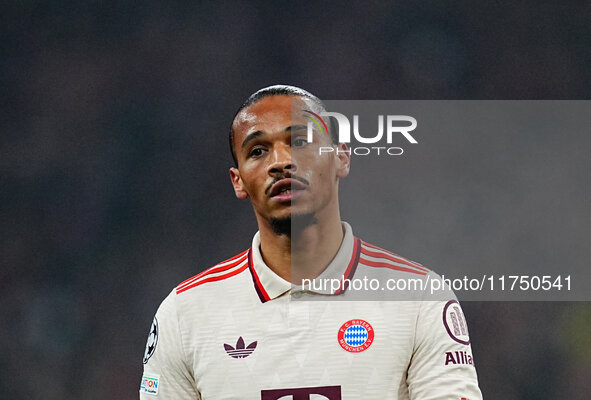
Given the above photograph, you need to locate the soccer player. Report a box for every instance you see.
[140,85,483,399]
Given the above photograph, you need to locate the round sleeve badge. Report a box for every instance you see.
[338,319,374,353]
[143,317,159,364]
[443,300,470,345]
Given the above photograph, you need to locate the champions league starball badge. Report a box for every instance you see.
[143,317,159,364]
[338,319,374,353]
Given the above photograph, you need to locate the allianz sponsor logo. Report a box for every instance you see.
[445,350,474,366]
[304,110,418,156]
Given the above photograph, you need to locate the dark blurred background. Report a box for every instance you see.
[1,1,590,399]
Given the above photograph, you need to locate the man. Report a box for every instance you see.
[140,85,483,399]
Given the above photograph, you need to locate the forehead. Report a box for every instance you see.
[232,95,321,140]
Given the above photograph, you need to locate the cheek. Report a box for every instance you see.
[245,179,262,197]
[254,179,271,199]
[315,158,334,179]
[238,170,261,196]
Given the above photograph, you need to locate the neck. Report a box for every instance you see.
[257,207,344,284]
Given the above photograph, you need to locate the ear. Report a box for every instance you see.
[229,167,249,200]
[335,143,351,179]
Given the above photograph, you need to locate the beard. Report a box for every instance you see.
[269,213,318,238]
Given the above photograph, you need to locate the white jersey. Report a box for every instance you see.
[140,223,482,399]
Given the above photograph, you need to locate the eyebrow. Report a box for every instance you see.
[240,125,308,149]
[241,130,264,149]
[289,124,307,132]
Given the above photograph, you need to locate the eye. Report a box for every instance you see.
[292,137,308,148]
[248,146,266,158]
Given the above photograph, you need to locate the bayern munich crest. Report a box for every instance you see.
[338,319,374,353]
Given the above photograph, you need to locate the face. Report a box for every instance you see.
[229,95,350,227]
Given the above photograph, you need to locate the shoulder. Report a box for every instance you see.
[356,239,459,302]
[175,249,251,296]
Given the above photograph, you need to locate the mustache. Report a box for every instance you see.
[265,173,310,196]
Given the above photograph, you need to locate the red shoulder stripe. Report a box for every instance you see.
[176,262,249,294]
[177,249,248,287]
[361,242,429,272]
[177,252,248,291]
[360,246,428,274]
[359,257,428,275]
[177,250,249,291]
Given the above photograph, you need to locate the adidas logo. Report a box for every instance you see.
[224,336,257,359]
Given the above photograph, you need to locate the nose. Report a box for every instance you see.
[267,143,296,175]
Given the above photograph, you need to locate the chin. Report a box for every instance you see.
[289,203,317,217]
[269,212,318,237]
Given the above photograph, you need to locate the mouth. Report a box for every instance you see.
[269,178,307,202]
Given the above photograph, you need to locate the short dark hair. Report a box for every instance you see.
[229,85,338,166]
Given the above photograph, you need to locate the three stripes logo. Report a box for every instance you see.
[224,336,258,359]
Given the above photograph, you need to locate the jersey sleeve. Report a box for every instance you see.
[140,289,201,399]
[406,281,483,400]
